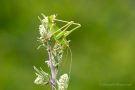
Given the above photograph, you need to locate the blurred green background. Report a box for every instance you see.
[0,0,135,90]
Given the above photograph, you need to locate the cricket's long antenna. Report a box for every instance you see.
[60,47,69,68]
[65,48,69,66]
[67,46,73,79]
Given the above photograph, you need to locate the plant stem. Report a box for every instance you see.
[47,45,56,90]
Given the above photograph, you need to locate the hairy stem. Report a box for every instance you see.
[47,44,56,90]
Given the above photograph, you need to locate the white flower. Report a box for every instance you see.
[57,74,69,90]
[39,25,47,37]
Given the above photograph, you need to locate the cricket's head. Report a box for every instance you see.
[48,14,56,23]
[40,14,56,29]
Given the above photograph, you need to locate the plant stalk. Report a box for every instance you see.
[47,45,56,90]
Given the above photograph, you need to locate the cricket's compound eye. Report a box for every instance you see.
[49,14,56,23]
[52,15,56,21]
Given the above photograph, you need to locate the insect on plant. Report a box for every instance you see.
[33,14,81,90]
